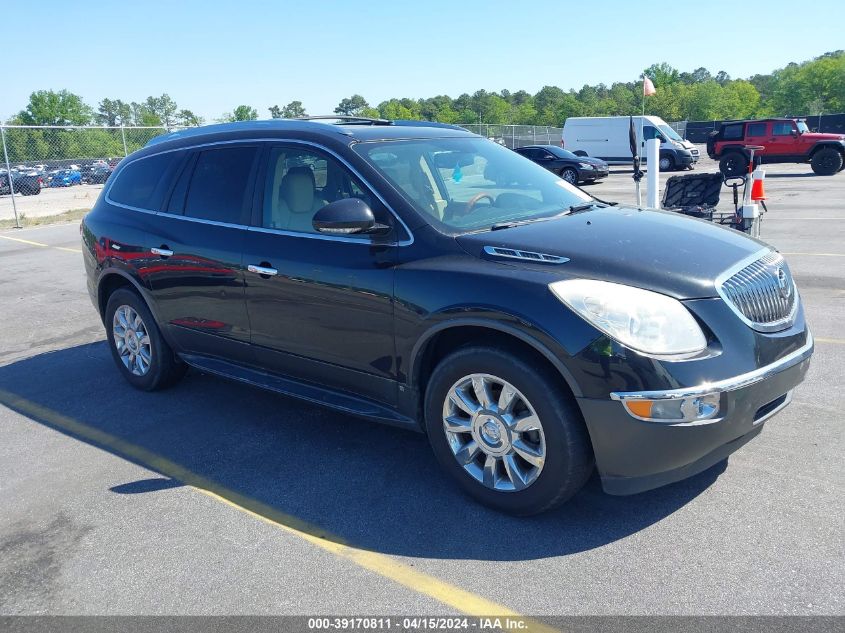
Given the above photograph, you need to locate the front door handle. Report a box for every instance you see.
[151,246,173,257]
[247,263,278,277]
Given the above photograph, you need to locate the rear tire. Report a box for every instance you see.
[104,288,186,391]
[719,152,748,178]
[424,346,594,515]
[810,147,843,175]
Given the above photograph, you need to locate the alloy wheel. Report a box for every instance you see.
[442,373,546,492]
[112,304,152,376]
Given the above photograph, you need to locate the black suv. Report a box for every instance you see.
[81,118,813,515]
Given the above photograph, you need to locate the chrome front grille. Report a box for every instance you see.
[717,251,798,332]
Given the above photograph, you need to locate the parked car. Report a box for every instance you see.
[81,119,813,515]
[563,115,699,171]
[707,118,845,177]
[49,169,82,187]
[0,169,42,195]
[82,165,113,184]
[514,145,608,184]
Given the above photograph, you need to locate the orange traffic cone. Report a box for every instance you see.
[751,169,767,201]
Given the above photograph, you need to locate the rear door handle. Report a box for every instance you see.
[247,264,278,277]
[150,246,173,257]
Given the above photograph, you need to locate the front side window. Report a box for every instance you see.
[262,146,380,235]
[183,146,257,223]
[354,137,590,233]
[773,121,796,136]
[109,152,178,210]
[642,126,660,140]
[722,124,744,140]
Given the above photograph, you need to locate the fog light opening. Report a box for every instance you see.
[623,393,722,423]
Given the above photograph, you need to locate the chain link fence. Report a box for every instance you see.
[1,123,565,225]
[461,124,563,149]
[0,125,176,225]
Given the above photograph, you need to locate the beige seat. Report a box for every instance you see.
[267,165,326,232]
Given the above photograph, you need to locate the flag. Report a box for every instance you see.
[643,76,656,96]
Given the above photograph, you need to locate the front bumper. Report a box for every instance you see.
[576,332,813,495]
[578,167,609,182]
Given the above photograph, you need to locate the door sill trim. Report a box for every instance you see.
[179,353,420,431]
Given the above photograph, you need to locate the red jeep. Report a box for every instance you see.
[707,118,845,177]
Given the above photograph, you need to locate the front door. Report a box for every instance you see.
[767,120,801,158]
[143,144,259,363]
[242,144,400,405]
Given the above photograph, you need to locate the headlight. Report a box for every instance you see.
[578,162,594,169]
[548,279,707,356]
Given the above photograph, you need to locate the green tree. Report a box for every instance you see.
[17,90,92,126]
[144,94,179,127]
[281,101,307,118]
[95,98,132,126]
[334,94,370,116]
[222,105,259,122]
[176,109,203,126]
[269,101,308,118]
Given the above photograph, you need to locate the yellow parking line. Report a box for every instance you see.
[0,234,81,253]
[816,337,845,345]
[781,252,845,257]
[0,387,555,629]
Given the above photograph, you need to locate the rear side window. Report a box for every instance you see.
[108,152,178,210]
[183,146,257,223]
[746,123,766,137]
[722,124,744,140]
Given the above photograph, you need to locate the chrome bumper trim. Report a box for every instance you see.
[610,331,813,401]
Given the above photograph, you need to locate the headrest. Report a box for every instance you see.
[281,166,315,214]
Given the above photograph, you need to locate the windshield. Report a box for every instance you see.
[796,120,809,133]
[658,124,683,142]
[354,137,591,232]
[547,147,579,159]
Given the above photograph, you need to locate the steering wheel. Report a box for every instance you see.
[463,192,495,215]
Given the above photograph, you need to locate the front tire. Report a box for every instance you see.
[560,167,579,185]
[811,147,843,175]
[105,288,186,391]
[659,154,674,171]
[424,346,593,515]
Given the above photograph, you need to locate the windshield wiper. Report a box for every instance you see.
[568,202,608,213]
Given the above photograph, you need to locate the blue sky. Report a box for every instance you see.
[3,0,843,121]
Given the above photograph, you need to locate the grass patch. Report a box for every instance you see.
[0,208,89,230]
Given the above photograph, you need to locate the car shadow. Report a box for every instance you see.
[765,172,818,179]
[0,342,727,562]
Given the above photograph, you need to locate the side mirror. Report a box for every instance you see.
[539,154,554,161]
[312,198,387,235]
[791,129,799,137]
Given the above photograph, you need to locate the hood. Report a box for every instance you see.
[456,206,769,300]
[802,132,845,142]
[578,156,608,167]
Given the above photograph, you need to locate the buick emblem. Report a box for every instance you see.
[776,267,791,299]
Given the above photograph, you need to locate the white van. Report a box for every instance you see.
[562,116,699,171]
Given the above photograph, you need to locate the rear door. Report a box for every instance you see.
[744,121,768,152]
[143,144,259,363]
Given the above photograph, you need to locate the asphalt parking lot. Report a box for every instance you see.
[0,158,842,619]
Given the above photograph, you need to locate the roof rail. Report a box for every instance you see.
[299,115,392,125]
